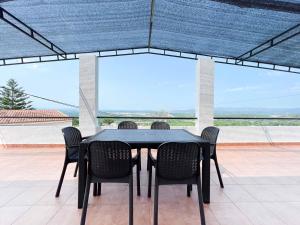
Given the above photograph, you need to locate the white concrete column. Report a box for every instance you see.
[79,55,99,136]
[195,58,215,134]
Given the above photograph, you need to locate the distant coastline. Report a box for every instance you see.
[58,108,300,118]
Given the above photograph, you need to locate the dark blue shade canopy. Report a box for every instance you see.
[0,0,299,69]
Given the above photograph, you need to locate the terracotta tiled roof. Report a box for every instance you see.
[0,110,71,125]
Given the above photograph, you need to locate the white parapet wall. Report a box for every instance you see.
[0,122,71,146]
[218,126,300,143]
[0,125,300,146]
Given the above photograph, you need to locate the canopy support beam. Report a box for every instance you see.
[210,0,300,14]
[236,24,300,63]
[0,7,67,58]
[148,0,155,47]
[0,47,299,74]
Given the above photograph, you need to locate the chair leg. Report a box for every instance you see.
[147,148,150,171]
[153,177,159,225]
[138,148,141,171]
[74,162,78,177]
[187,184,192,197]
[97,183,101,196]
[80,180,91,225]
[197,178,206,225]
[93,183,98,196]
[148,162,152,198]
[136,163,141,196]
[214,157,224,188]
[129,175,133,225]
[55,160,68,197]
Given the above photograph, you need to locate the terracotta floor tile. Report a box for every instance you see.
[12,205,60,225]
[47,205,82,225]
[152,203,201,225]
[37,185,76,206]
[0,187,24,207]
[1,145,300,224]
[222,185,256,203]
[236,202,285,225]
[208,186,231,203]
[0,206,30,225]
[6,186,53,206]
[208,203,252,225]
[262,202,300,225]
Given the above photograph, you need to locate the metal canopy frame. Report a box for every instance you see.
[1,47,299,74]
[0,4,299,75]
[236,24,300,64]
[148,0,155,47]
[0,7,67,58]
[211,0,300,14]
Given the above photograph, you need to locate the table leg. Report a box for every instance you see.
[78,142,87,209]
[202,142,210,203]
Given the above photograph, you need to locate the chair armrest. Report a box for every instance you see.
[193,134,214,146]
[82,136,91,140]
[68,145,80,149]
[149,150,157,167]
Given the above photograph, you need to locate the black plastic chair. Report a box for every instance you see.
[148,142,206,225]
[201,126,223,188]
[80,141,137,225]
[118,121,141,171]
[187,126,223,195]
[55,127,89,197]
[151,121,170,130]
[118,121,138,130]
[147,121,170,170]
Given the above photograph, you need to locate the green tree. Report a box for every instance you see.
[102,118,114,125]
[0,79,34,110]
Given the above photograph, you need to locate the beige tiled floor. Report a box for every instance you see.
[1,145,300,225]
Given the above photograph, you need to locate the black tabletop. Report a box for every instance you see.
[84,129,209,147]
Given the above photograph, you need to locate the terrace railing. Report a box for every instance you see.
[1,116,300,127]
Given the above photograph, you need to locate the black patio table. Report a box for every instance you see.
[78,129,211,208]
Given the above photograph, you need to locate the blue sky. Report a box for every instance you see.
[0,54,299,111]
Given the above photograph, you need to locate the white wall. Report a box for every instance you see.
[218,126,300,143]
[0,124,299,145]
[0,122,71,145]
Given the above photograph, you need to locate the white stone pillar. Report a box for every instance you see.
[195,58,215,134]
[79,55,99,136]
